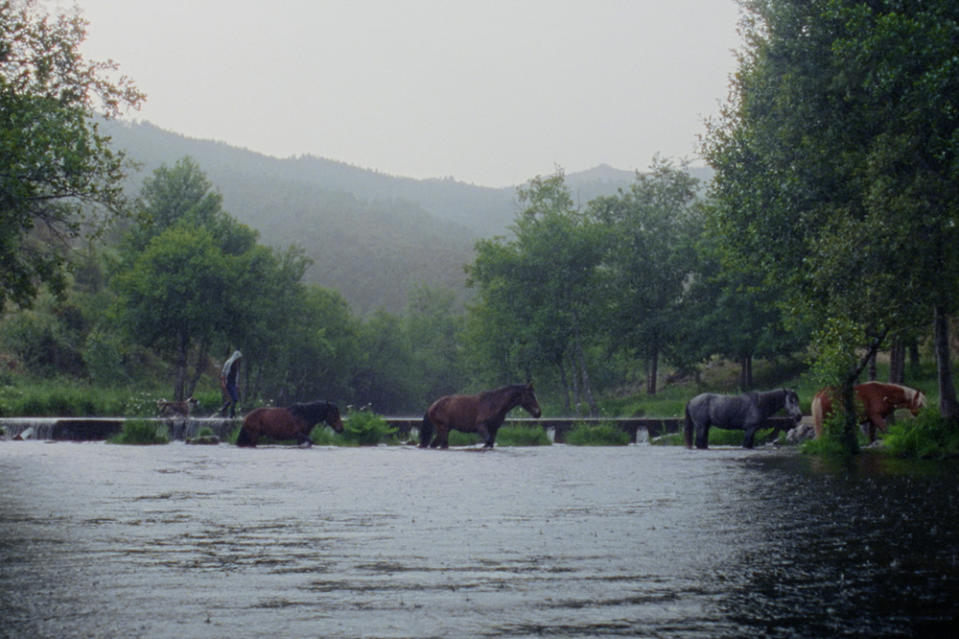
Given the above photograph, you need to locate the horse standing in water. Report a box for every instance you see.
[237,401,343,447]
[811,381,926,443]
[684,389,802,449]
[420,383,542,449]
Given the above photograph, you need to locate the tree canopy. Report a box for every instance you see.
[0,0,142,310]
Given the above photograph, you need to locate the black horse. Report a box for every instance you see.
[684,389,802,449]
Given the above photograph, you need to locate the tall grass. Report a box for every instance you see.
[882,410,959,459]
[565,422,631,446]
[108,419,169,445]
[495,425,551,446]
[310,408,397,446]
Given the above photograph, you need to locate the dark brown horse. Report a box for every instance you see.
[419,383,542,449]
[811,381,926,443]
[236,400,343,447]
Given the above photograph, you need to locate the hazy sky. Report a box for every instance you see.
[68,0,743,187]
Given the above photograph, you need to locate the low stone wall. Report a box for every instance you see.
[1,415,799,443]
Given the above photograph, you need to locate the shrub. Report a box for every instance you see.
[882,409,959,459]
[495,425,551,446]
[108,419,169,445]
[316,408,397,446]
[565,422,631,446]
[447,429,481,446]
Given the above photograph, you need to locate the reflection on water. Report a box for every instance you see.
[0,442,957,638]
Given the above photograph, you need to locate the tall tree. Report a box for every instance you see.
[467,171,605,413]
[112,160,262,400]
[0,0,143,310]
[704,1,959,451]
[589,158,700,394]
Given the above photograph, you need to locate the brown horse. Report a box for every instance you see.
[419,383,542,449]
[237,400,343,447]
[811,382,926,442]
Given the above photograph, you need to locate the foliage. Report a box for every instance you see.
[494,425,551,447]
[107,419,169,445]
[467,170,607,413]
[0,0,143,310]
[589,157,702,394]
[0,379,128,416]
[564,422,631,446]
[883,410,959,460]
[328,408,397,446]
[703,0,959,445]
[447,429,482,447]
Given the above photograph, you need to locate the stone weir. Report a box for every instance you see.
[0,417,240,442]
[1,415,800,443]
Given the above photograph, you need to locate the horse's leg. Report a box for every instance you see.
[695,421,709,449]
[476,423,493,448]
[743,424,757,449]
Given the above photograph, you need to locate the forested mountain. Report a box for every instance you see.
[101,119,712,313]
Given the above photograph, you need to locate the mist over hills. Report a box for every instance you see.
[101,119,712,314]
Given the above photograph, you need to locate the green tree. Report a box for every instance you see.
[704,0,959,451]
[112,226,235,400]
[0,0,142,310]
[589,158,700,394]
[112,160,264,400]
[403,284,467,407]
[467,171,606,413]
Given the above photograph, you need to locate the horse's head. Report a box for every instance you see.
[326,402,344,433]
[783,389,803,425]
[909,389,927,416]
[521,383,542,418]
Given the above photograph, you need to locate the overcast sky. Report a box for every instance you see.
[68,0,743,187]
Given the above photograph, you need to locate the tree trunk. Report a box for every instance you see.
[867,350,877,381]
[740,354,753,390]
[908,338,920,378]
[934,304,959,425]
[557,359,571,414]
[174,331,189,401]
[574,338,598,416]
[646,347,659,395]
[889,337,905,384]
[187,337,210,398]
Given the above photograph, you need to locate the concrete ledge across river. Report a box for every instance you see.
[0,415,798,443]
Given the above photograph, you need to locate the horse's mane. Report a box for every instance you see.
[287,400,335,423]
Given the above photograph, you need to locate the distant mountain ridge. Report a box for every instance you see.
[100,119,712,313]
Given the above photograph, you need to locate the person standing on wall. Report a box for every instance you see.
[218,350,243,418]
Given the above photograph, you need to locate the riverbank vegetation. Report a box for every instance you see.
[3,1,959,460]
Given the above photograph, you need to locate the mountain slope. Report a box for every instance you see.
[100,120,712,314]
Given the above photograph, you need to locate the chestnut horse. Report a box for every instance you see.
[811,382,926,443]
[419,383,542,449]
[236,400,343,447]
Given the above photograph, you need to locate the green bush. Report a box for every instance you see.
[313,408,397,446]
[446,429,482,446]
[495,425,551,446]
[108,419,169,445]
[882,409,959,459]
[565,422,631,446]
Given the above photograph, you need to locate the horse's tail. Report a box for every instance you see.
[419,412,433,448]
[811,393,824,439]
[683,403,694,448]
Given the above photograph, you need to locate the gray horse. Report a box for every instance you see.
[684,389,802,449]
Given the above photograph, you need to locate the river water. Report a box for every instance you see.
[1,442,957,638]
